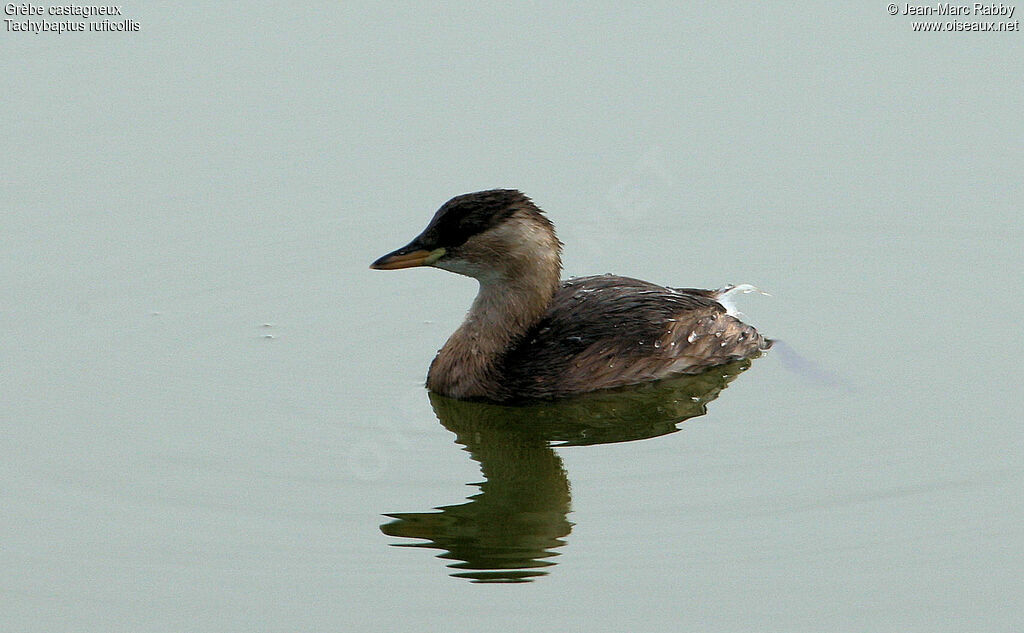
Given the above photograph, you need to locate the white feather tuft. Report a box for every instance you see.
[714,284,770,317]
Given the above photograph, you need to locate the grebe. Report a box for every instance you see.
[370,189,771,402]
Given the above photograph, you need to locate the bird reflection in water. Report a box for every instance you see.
[380,358,758,583]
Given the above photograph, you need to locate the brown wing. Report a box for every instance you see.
[498,275,770,400]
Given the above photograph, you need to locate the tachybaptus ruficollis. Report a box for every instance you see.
[371,189,771,402]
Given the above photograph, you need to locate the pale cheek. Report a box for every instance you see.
[434,257,476,275]
[435,257,500,282]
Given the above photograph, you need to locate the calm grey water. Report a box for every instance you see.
[3,3,1022,632]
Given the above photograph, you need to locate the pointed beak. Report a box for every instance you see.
[370,243,446,270]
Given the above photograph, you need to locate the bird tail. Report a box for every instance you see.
[713,284,770,317]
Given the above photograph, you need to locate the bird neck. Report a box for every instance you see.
[428,253,561,399]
